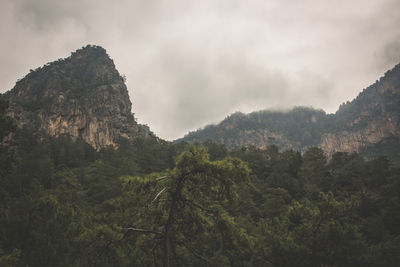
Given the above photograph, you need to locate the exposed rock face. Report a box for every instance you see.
[4,45,154,149]
[178,63,400,159]
[215,112,303,151]
[320,63,400,156]
[320,117,400,156]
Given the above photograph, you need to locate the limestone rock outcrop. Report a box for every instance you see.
[4,45,154,149]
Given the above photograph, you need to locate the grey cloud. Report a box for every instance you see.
[132,43,335,139]
[1,0,400,140]
[375,41,400,71]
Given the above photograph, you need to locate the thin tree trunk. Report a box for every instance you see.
[163,176,183,267]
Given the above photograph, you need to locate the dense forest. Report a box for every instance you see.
[1,94,400,266]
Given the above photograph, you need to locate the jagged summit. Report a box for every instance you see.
[71,44,109,58]
[8,45,119,97]
[4,45,155,149]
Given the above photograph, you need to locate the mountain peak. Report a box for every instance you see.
[4,45,155,149]
[69,45,114,66]
[72,44,107,56]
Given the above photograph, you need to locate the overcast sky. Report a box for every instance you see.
[1,0,400,140]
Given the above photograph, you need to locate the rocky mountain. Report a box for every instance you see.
[3,45,155,150]
[3,44,399,159]
[177,63,400,159]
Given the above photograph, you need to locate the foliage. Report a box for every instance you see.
[0,95,15,141]
[0,110,399,266]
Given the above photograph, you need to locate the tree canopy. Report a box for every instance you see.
[0,107,399,266]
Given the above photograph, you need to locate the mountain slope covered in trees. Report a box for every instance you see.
[1,100,399,265]
[178,63,400,162]
[4,45,155,150]
[0,46,399,266]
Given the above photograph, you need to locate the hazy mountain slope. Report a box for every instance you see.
[177,107,327,152]
[177,63,400,159]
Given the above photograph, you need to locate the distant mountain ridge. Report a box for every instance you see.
[177,63,400,160]
[3,44,400,159]
[4,45,155,149]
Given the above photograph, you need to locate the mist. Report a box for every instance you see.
[1,0,399,139]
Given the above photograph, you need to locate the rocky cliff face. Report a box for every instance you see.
[178,63,400,159]
[319,63,400,156]
[4,45,154,149]
[320,117,399,156]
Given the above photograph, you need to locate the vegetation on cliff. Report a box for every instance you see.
[178,63,400,161]
[4,45,153,150]
[0,98,399,266]
[1,47,399,266]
